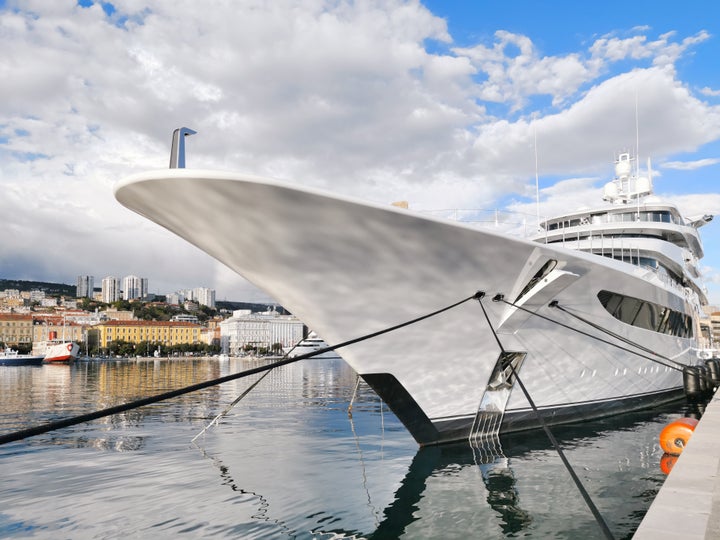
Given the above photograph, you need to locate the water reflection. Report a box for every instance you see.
[1,359,225,453]
[0,358,696,539]
[361,405,691,539]
[197,392,687,539]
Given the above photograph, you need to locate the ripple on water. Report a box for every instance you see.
[0,358,696,539]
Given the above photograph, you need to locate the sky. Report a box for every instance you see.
[1,0,720,305]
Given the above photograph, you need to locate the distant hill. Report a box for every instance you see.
[0,278,75,296]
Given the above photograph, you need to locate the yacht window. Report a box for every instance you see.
[657,308,671,334]
[597,290,622,315]
[614,296,642,324]
[597,290,693,338]
[632,301,659,330]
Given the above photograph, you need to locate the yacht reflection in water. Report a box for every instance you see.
[198,401,691,539]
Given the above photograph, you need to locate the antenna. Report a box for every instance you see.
[635,91,641,217]
[169,127,197,168]
[635,90,640,178]
[534,122,540,230]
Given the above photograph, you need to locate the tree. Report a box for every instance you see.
[112,299,132,310]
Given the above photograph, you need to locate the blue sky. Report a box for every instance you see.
[1,0,719,305]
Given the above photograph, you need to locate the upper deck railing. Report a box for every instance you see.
[418,208,544,238]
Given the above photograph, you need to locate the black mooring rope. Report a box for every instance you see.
[548,301,717,388]
[477,296,616,540]
[0,292,481,446]
[191,368,272,443]
[496,296,681,373]
[549,302,684,368]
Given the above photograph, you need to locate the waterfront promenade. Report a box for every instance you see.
[634,389,720,539]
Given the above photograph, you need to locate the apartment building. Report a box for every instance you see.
[122,275,148,301]
[31,315,85,344]
[102,276,121,303]
[0,314,33,346]
[93,320,202,348]
[76,275,94,298]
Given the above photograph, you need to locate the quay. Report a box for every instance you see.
[634,390,720,539]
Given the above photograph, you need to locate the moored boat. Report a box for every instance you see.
[0,347,45,366]
[115,134,712,446]
[37,341,80,363]
[283,332,341,359]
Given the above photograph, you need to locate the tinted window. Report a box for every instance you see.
[597,290,693,338]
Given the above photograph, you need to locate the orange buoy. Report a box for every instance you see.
[660,453,678,475]
[659,417,698,456]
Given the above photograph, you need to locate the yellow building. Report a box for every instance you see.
[103,308,136,321]
[93,320,202,348]
[0,314,33,346]
[32,316,84,344]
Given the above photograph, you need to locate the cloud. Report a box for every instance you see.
[1,1,720,303]
[662,158,720,170]
[453,30,594,110]
[590,30,711,68]
[700,87,720,97]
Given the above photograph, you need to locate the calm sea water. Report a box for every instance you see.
[0,357,699,539]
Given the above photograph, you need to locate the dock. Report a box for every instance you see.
[634,390,720,539]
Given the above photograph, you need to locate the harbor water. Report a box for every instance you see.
[0,357,699,539]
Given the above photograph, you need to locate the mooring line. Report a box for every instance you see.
[495,296,681,373]
[192,328,314,441]
[477,296,616,540]
[191,369,272,443]
[548,300,718,389]
[0,291,482,446]
[549,301,685,368]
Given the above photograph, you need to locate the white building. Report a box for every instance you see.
[171,313,200,324]
[29,289,45,303]
[122,275,148,300]
[76,275,94,298]
[220,309,304,356]
[166,292,184,305]
[102,276,121,303]
[167,287,215,308]
[194,287,216,308]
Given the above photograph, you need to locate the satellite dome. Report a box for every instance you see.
[603,182,618,200]
[615,153,632,178]
[636,176,652,194]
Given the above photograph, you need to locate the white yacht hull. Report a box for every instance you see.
[116,170,700,445]
[282,347,341,360]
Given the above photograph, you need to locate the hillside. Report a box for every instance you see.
[0,278,75,296]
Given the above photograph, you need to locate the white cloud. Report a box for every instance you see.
[454,30,594,110]
[663,158,720,170]
[1,1,720,303]
[700,87,720,97]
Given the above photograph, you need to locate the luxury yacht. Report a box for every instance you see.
[115,131,711,446]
